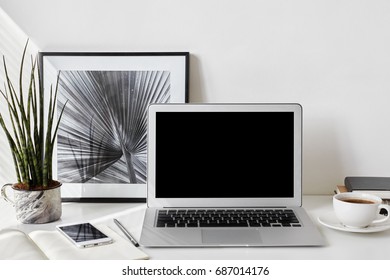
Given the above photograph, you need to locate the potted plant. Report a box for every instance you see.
[0,41,66,224]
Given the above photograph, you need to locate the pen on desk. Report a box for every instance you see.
[113,218,139,247]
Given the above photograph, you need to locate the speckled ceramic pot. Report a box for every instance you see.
[1,182,62,224]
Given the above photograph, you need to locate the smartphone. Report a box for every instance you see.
[57,222,113,248]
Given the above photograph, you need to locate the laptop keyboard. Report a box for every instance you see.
[156,209,302,228]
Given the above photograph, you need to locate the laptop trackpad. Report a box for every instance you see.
[202,229,262,245]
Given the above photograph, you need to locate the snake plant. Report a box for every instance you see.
[0,41,66,190]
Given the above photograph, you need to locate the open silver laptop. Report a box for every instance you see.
[139,103,324,247]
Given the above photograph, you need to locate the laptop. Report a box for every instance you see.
[139,103,325,247]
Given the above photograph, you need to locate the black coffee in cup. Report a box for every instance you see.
[340,198,375,204]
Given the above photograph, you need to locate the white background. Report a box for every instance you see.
[0,260,387,279]
[1,0,390,194]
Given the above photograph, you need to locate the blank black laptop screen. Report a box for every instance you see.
[155,111,295,198]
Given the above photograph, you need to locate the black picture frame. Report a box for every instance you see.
[39,52,189,202]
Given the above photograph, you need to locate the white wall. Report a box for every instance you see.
[0,7,38,184]
[1,0,390,194]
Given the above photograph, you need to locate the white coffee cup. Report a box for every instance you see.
[333,193,390,228]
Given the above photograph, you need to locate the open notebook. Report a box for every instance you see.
[140,103,325,247]
[0,225,148,260]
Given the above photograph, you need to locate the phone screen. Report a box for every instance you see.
[58,223,108,242]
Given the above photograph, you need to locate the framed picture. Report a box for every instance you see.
[39,52,189,202]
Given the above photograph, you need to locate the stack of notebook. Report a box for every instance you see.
[336,176,390,200]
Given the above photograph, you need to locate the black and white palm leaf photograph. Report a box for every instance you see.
[57,70,171,184]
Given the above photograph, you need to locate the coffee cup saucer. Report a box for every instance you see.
[317,212,390,233]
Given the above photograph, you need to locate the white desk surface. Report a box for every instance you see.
[1,195,389,260]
